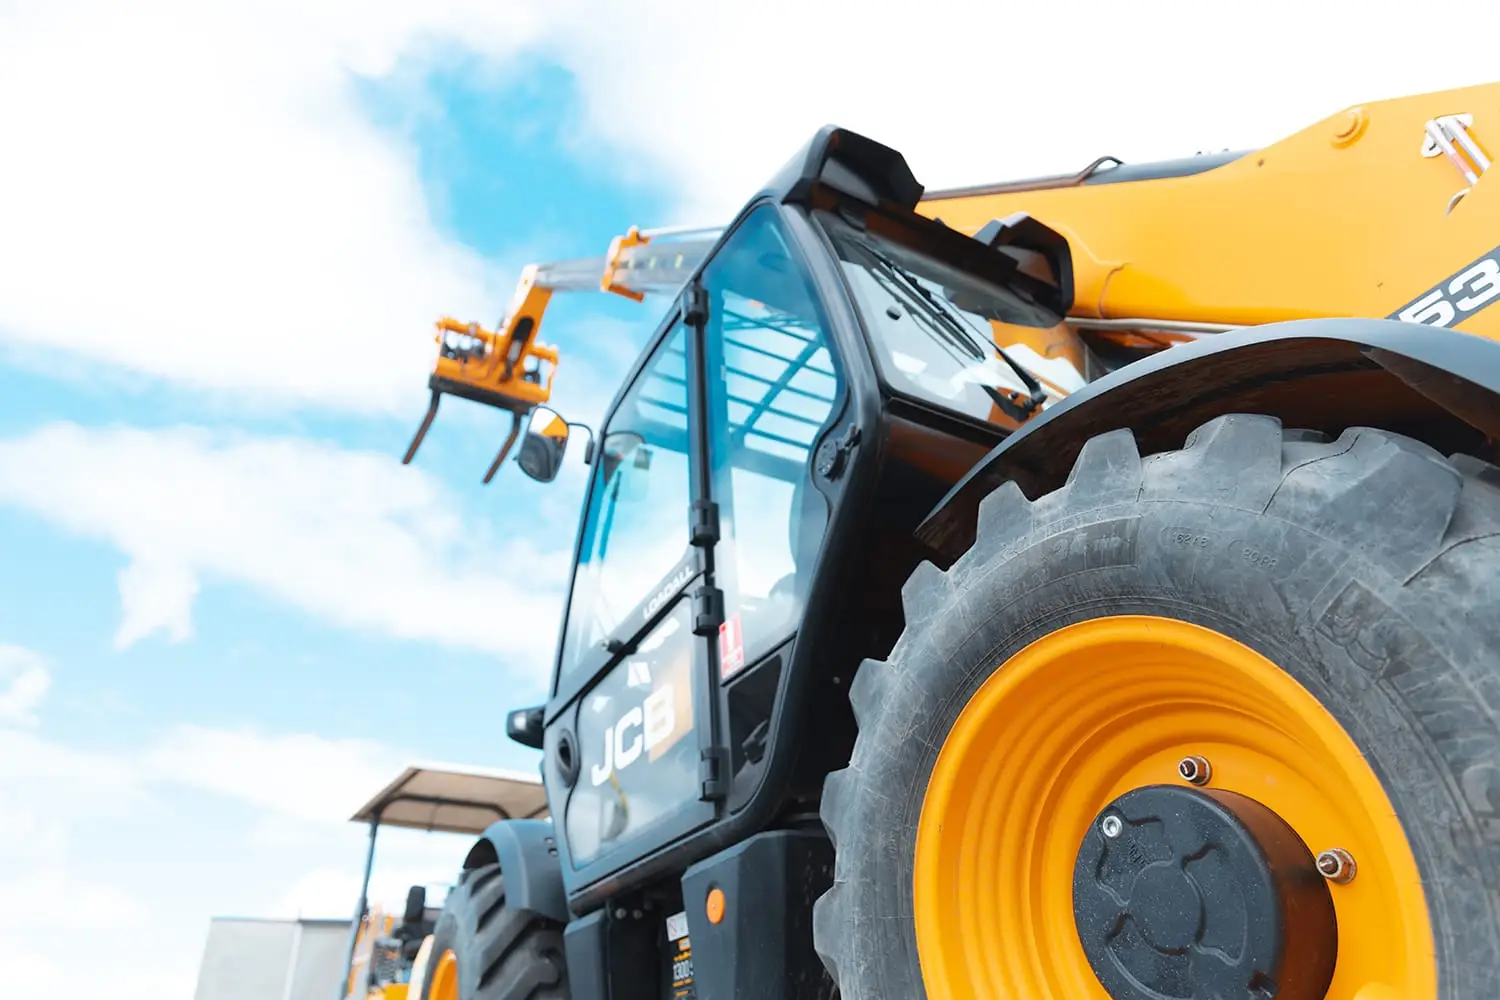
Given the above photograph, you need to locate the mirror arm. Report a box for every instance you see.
[568,421,597,465]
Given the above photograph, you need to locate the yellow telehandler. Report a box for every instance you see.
[402,82,1500,1000]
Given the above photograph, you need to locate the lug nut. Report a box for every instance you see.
[1177,755,1212,786]
[1316,848,1357,884]
[1101,815,1123,839]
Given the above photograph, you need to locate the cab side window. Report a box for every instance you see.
[699,207,843,675]
[556,322,694,688]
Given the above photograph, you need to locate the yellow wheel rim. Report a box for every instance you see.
[913,615,1436,1000]
[428,949,459,1000]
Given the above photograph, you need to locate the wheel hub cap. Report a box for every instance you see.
[912,615,1436,999]
[1073,784,1337,1000]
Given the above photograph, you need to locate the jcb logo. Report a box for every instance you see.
[590,684,678,786]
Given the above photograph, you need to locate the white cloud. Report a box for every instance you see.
[115,559,200,650]
[141,725,477,919]
[274,867,375,921]
[0,804,69,867]
[5,870,198,1000]
[271,831,465,920]
[0,718,472,997]
[12,957,64,995]
[545,315,658,430]
[0,678,434,983]
[0,421,571,665]
[0,0,545,414]
[0,644,50,726]
[529,1,1500,221]
[0,696,411,841]
[0,725,139,789]
[0,640,452,851]
[146,723,406,826]
[0,690,191,996]
[0,868,149,933]
[7,0,1499,414]
[8,877,195,1000]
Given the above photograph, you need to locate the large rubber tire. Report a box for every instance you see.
[813,414,1500,999]
[418,863,569,1000]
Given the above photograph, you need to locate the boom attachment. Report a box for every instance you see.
[401,225,721,483]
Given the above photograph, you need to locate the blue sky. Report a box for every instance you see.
[2,2,1490,995]
[0,11,678,995]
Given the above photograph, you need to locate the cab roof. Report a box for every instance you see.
[349,762,548,835]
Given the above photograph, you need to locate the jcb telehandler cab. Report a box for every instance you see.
[409,87,1500,1000]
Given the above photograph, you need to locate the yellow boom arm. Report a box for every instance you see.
[401,225,722,482]
[406,82,1498,480]
[916,81,1500,376]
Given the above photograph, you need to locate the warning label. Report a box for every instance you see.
[718,614,745,680]
[666,910,695,1000]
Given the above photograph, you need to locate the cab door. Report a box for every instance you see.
[543,203,848,894]
[696,204,849,809]
[544,316,721,889]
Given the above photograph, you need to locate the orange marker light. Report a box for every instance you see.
[705,887,726,925]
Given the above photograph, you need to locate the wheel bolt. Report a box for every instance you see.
[1177,755,1212,786]
[1101,815,1123,839]
[1316,848,1357,884]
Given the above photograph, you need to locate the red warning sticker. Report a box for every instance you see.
[718,614,745,680]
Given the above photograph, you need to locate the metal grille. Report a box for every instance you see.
[719,304,837,469]
[634,302,836,480]
[368,941,403,986]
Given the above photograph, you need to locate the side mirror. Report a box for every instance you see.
[516,406,570,483]
[507,705,545,750]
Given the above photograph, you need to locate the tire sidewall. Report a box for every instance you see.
[836,485,1498,999]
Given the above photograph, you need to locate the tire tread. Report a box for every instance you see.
[420,863,567,1000]
[814,413,1500,1000]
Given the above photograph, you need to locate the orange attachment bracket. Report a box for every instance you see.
[601,226,649,302]
[429,264,560,413]
[402,266,562,476]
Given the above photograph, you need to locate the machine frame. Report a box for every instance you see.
[414,85,1500,1000]
[505,121,1500,918]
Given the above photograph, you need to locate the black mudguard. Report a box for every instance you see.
[918,317,1500,561]
[681,830,835,1000]
[462,818,569,925]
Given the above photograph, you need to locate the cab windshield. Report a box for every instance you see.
[816,211,1085,423]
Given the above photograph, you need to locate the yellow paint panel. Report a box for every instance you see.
[920,82,1500,341]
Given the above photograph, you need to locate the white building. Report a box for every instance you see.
[192,917,351,1000]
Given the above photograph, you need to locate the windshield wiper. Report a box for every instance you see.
[856,241,985,358]
[855,239,1048,420]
